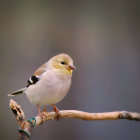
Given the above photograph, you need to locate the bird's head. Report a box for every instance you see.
[48,54,76,75]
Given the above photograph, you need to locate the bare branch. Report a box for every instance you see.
[10,99,35,140]
[10,99,140,139]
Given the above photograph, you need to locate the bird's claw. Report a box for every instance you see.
[37,105,47,123]
[52,104,61,120]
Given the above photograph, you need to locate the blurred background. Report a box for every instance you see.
[0,0,140,140]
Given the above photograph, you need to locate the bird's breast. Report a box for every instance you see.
[26,70,71,105]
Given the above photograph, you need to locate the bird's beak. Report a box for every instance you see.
[67,65,76,70]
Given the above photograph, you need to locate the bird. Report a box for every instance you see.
[8,53,76,118]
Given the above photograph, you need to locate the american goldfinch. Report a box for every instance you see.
[9,53,76,117]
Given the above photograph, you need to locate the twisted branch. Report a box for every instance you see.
[10,99,140,140]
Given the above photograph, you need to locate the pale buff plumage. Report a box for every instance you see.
[9,54,76,114]
[26,54,75,105]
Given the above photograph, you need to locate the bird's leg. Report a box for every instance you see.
[51,104,61,120]
[37,104,47,120]
[37,104,42,115]
[43,106,47,112]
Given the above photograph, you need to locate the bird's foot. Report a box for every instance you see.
[51,104,61,120]
[37,105,47,122]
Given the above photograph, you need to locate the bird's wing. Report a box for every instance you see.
[33,63,47,76]
[9,62,48,95]
[26,62,47,87]
[26,75,40,87]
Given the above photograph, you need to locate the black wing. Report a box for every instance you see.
[26,75,39,87]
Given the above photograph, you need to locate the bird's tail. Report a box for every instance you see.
[8,88,26,96]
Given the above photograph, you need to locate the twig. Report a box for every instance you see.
[10,99,140,139]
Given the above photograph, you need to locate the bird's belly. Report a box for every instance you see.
[26,78,71,105]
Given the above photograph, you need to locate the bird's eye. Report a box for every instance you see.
[61,61,66,65]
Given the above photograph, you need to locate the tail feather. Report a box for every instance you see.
[8,88,26,96]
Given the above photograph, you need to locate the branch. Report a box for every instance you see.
[10,99,140,139]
